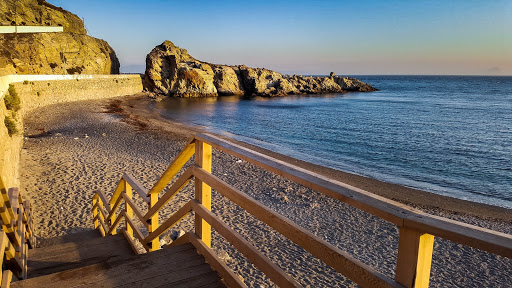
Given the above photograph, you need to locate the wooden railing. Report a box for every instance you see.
[92,133,512,288]
[0,177,36,286]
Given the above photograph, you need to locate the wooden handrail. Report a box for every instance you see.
[144,167,194,221]
[122,192,149,229]
[192,165,400,287]
[109,179,125,207]
[92,202,109,221]
[93,133,512,288]
[110,175,150,205]
[123,211,146,246]
[196,133,413,225]
[94,190,111,212]
[106,193,124,222]
[147,138,196,196]
[186,232,248,288]
[195,133,512,258]
[142,200,194,246]
[123,173,150,203]
[0,177,35,284]
[108,212,124,235]
[191,200,302,288]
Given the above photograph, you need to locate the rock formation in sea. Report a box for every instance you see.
[144,40,376,97]
[0,0,119,75]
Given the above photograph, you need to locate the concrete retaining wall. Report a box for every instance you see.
[0,74,143,190]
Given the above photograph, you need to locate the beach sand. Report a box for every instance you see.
[20,94,511,287]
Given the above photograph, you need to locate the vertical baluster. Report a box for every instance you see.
[0,232,7,284]
[110,183,124,235]
[125,180,133,238]
[92,196,99,229]
[195,140,212,247]
[148,193,159,251]
[110,197,117,236]
[97,199,106,236]
[395,227,435,288]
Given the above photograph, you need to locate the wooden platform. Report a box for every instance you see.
[11,232,226,288]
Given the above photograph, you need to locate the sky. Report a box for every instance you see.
[50,0,512,75]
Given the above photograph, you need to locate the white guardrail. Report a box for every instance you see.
[0,26,64,34]
[0,74,133,99]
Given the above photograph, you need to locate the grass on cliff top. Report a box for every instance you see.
[4,85,21,112]
[4,116,17,136]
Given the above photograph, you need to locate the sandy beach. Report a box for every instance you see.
[20,94,511,287]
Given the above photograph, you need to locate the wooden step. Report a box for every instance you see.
[28,234,134,278]
[12,243,226,288]
[36,230,101,248]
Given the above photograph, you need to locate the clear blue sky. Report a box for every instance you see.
[51,0,511,75]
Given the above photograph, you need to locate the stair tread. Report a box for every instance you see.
[28,234,134,278]
[12,243,226,288]
[29,233,126,260]
[36,230,101,248]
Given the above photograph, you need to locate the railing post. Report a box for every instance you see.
[395,227,435,288]
[195,140,212,247]
[124,180,133,238]
[92,196,99,230]
[109,198,117,236]
[148,193,159,251]
[97,199,106,236]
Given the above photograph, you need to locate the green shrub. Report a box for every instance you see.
[4,85,21,112]
[4,116,17,136]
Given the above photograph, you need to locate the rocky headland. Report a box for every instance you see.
[0,0,119,75]
[144,41,376,97]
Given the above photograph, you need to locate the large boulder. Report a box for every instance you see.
[212,65,244,96]
[143,40,198,96]
[144,40,377,97]
[172,63,217,97]
[0,0,120,75]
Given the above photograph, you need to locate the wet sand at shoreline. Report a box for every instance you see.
[20,94,511,287]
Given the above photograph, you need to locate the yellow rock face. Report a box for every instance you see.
[0,0,119,76]
[174,64,217,97]
[0,0,86,34]
[0,33,120,75]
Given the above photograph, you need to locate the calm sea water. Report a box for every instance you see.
[152,76,512,209]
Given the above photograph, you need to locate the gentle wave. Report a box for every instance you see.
[154,75,512,209]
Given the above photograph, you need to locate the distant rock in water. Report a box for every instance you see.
[144,40,376,97]
[0,0,120,75]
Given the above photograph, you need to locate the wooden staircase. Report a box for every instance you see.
[1,133,510,288]
[11,231,225,288]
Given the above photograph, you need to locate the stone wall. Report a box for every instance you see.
[0,74,143,190]
[0,102,22,192]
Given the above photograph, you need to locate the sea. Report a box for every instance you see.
[151,76,512,209]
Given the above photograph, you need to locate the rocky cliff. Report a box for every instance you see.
[144,41,376,97]
[0,0,119,75]
[0,0,86,34]
[0,33,119,75]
